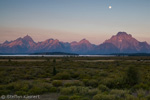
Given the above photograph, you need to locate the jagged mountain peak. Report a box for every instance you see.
[80,38,88,41]
[114,32,132,39]
[24,34,31,38]
[23,35,34,42]
[71,41,77,44]
[117,32,128,35]
[3,40,10,44]
[79,38,90,44]
[104,32,150,53]
[105,32,135,43]
[43,39,59,44]
[54,39,59,42]
[45,38,54,42]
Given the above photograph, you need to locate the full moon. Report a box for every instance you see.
[109,6,112,9]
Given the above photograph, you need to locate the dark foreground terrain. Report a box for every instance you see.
[0,56,150,100]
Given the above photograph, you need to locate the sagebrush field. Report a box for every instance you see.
[0,56,150,100]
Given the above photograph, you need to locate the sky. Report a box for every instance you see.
[0,0,150,44]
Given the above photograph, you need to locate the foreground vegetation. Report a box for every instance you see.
[0,56,150,100]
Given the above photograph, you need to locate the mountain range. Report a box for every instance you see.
[0,32,150,54]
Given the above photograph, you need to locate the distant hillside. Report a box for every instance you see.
[30,52,78,55]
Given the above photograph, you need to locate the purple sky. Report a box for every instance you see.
[0,0,150,44]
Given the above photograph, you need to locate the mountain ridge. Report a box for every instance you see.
[0,32,150,54]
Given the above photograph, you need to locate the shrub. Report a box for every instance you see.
[83,79,98,88]
[0,90,11,95]
[103,77,125,89]
[54,72,71,80]
[132,83,150,91]
[8,59,11,62]
[78,86,89,95]
[60,86,76,95]
[146,94,150,100]
[53,59,56,63]
[49,87,57,93]
[99,72,108,77]
[58,95,69,100]
[88,89,99,96]
[11,81,55,95]
[71,73,79,79]
[3,76,17,84]
[136,89,145,98]
[124,66,141,87]
[16,91,27,95]
[53,66,57,76]
[93,94,115,100]
[20,83,30,92]
[125,94,136,100]
[79,74,91,79]
[69,95,89,100]
[6,84,14,90]
[8,81,30,92]
[98,84,109,92]
[69,95,82,100]
[60,86,89,95]
[52,80,63,87]
[99,78,114,88]
[110,89,128,98]
[28,87,48,94]
[64,81,83,87]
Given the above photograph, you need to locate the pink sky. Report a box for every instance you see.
[0,27,149,45]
